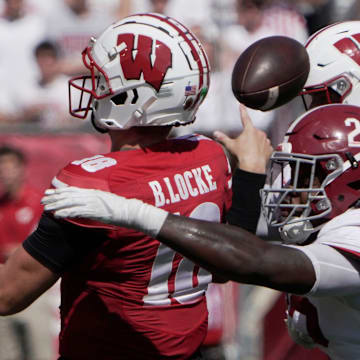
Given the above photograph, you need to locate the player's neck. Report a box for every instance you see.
[109,126,173,151]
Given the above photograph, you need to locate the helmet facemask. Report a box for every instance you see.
[69,43,115,120]
[300,75,351,110]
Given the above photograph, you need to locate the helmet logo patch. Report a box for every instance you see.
[117,33,172,92]
[334,34,360,66]
[184,84,197,96]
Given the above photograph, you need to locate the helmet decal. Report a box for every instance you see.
[117,33,172,92]
[333,34,360,66]
[345,116,360,147]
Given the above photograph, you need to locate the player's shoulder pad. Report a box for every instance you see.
[53,154,117,191]
[48,154,118,230]
[318,208,360,259]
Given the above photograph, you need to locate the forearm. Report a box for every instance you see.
[226,168,266,232]
[158,214,315,294]
[0,250,27,314]
[0,246,59,315]
[159,214,263,277]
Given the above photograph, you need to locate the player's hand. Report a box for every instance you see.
[213,104,273,174]
[41,187,126,224]
[41,187,167,237]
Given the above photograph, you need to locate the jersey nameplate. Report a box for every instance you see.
[148,164,217,207]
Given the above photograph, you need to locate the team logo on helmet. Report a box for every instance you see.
[333,33,360,66]
[117,34,172,92]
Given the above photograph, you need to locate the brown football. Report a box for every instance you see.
[232,36,310,111]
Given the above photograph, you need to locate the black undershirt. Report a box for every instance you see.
[23,213,105,274]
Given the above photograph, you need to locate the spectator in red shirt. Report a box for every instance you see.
[0,145,43,261]
[0,145,57,360]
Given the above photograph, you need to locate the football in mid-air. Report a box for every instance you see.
[231,36,310,111]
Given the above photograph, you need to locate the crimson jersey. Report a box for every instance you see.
[51,134,232,360]
[0,185,42,262]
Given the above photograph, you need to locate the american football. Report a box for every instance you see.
[232,36,310,111]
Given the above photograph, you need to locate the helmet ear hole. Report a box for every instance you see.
[111,92,128,105]
[110,90,139,106]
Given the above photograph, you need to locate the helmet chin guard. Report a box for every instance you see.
[279,217,314,244]
[68,13,210,131]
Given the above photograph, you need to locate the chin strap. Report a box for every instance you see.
[91,113,108,134]
[279,217,315,244]
[285,309,316,349]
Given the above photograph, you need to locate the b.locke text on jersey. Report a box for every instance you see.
[149,165,217,207]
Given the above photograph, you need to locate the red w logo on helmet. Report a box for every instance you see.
[117,34,172,92]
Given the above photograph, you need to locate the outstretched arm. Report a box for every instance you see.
[42,187,315,294]
[159,214,315,294]
[0,210,105,315]
[0,245,59,315]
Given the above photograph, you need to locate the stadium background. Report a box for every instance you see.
[0,0,357,359]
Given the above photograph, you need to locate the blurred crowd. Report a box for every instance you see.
[0,0,358,359]
[0,0,358,134]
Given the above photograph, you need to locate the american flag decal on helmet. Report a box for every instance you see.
[185,85,197,95]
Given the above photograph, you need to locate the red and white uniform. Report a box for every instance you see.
[51,134,232,360]
[286,208,360,360]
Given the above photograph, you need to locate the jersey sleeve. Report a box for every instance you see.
[286,242,360,297]
[317,208,360,259]
[23,212,106,274]
[284,209,360,296]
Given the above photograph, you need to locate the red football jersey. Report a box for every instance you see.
[52,135,233,359]
[0,185,43,262]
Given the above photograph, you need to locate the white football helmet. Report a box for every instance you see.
[301,21,360,109]
[69,13,210,130]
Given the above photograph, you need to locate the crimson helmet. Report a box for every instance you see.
[301,21,360,110]
[69,13,210,130]
[261,104,360,244]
